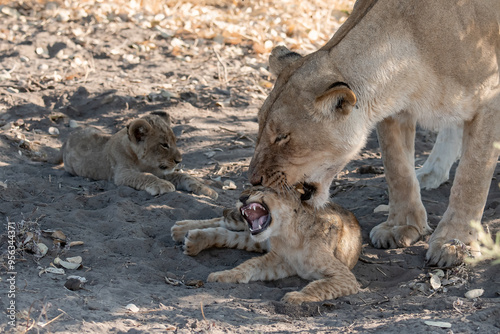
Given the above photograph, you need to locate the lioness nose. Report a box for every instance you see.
[250,173,262,186]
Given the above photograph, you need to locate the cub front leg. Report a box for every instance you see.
[183,228,268,256]
[164,172,218,199]
[282,258,359,305]
[115,170,175,195]
[171,217,227,242]
[171,208,249,242]
[208,251,293,283]
[370,114,431,249]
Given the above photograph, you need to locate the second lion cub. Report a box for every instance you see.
[56,112,217,199]
[172,186,361,304]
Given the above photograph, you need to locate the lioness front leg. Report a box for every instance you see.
[426,111,500,267]
[282,258,359,305]
[370,114,431,248]
[115,170,175,195]
[164,172,218,199]
[208,251,293,283]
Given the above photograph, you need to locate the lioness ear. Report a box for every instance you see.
[127,119,152,143]
[150,111,171,125]
[268,46,302,76]
[314,84,357,118]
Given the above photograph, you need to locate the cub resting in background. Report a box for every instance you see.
[55,112,217,199]
[172,185,362,304]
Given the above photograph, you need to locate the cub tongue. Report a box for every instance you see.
[241,203,269,232]
[244,205,267,222]
[250,215,268,231]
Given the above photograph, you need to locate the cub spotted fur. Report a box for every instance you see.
[172,186,361,304]
[56,112,217,199]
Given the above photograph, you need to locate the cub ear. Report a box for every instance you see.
[127,119,152,143]
[150,111,171,125]
[314,83,357,119]
[268,46,302,76]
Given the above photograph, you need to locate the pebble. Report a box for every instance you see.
[48,127,60,135]
[69,120,79,128]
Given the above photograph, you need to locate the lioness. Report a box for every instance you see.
[171,186,362,305]
[56,112,217,199]
[248,0,500,267]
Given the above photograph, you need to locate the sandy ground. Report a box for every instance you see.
[1,1,499,333]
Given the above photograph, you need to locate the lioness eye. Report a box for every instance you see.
[161,143,170,149]
[274,134,289,144]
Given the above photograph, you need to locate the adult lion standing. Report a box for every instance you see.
[248,0,500,267]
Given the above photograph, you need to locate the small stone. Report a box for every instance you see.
[48,127,60,135]
[69,120,79,128]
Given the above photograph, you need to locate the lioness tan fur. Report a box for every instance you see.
[57,112,217,199]
[248,0,500,267]
[172,186,362,304]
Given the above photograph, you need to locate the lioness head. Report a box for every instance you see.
[127,112,182,177]
[249,46,368,208]
[237,186,300,243]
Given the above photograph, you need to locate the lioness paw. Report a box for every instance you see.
[426,238,476,267]
[145,181,175,195]
[370,222,426,249]
[207,270,248,283]
[416,166,449,190]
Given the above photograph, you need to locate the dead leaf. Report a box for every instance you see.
[374,204,389,213]
[424,321,452,328]
[465,288,484,299]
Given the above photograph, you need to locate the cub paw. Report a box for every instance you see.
[145,180,175,196]
[207,270,247,283]
[370,221,428,249]
[183,230,207,256]
[426,238,476,267]
[199,186,218,200]
[171,220,193,242]
[281,291,316,305]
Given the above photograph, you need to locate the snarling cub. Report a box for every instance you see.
[56,112,217,199]
[171,186,361,304]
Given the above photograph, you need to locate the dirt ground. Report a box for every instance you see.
[1,1,499,333]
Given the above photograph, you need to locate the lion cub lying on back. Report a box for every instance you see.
[57,112,217,199]
[172,186,361,304]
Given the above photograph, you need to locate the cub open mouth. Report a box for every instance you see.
[240,202,271,235]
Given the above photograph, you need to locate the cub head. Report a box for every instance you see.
[249,46,369,208]
[237,186,300,243]
[127,111,182,177]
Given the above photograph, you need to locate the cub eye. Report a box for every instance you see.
[274,133,289,144]
[160,143,170,149]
